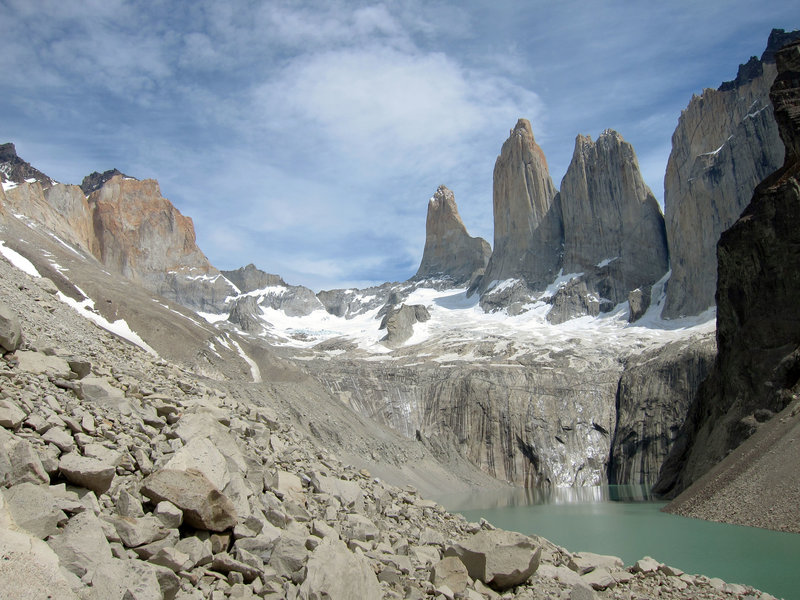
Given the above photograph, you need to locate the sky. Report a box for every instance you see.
[1,1,797,291]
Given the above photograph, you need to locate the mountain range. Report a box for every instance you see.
[1,29,799,533]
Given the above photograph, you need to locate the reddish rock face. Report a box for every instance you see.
[88,175,213,282]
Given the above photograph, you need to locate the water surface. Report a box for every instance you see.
[436,486,799,600]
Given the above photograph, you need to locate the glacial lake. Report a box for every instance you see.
[435,486,799,600]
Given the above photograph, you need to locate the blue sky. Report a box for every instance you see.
[1,1,797,290]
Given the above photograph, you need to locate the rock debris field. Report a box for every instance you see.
[0,258,779,599]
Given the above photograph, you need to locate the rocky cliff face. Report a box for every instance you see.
[480,119,560,290]
[609,335,715,485]
[87,174,236,312]
[414,185,491,285]
[662,28,800,319]
[655,38,800,497]
[0,142,55,190]
[559,131,668,308]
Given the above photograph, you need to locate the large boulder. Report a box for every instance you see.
[58,453,116,495]
[140,468,237,532]
[379,303,430,347]
[298,539,382,600]
[444,529,541,591]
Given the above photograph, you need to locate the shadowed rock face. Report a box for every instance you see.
[559,131,668,307]
[414,185,491,285]
[0,142,55,190]
[662,28,800,319]
[655,38,800,498]
[481,119,560,289]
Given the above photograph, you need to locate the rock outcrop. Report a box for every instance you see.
[656,38,800,502]
[559,131,669,308]
[414,185,491,285]
[379,304,431,347]
[221,263,286,294]
[480,119,560,290]
[0,142,56,190]
[662,28,800,318]
[80,168,127,195]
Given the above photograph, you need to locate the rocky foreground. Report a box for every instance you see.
[0,251,778,600]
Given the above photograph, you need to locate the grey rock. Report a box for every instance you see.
[1,482,68,538]
[154,500,183,528]
[86,557,163,600]
[211,552,262,583]
[546,280,600,324]
[310,473,364,511]
[430,556,470,594]
[221,264,287,294]
[140,468,237,532]
[558,130,668,310]
[228,295,263,333]
[567,551,624,575]
[175,535,213,568]
[414,185,491,285]
[15,351,71,377]
[481,118,560,290]
[105,514,170,548]
[47,510,113,577]
[342,513,379,542]
[609,335,716,486]
[0,427,49,486]
[164,436,231,492]
[149,546,193,572]
[662,30,800,318]
[268,533,308,579]
[0,301,22,352]
[444,529,541,590]
[298,539,382,600]
[58,453,116,495]
[0,399,26,429]
[42,426,76,452]
[627,287,651,322]
[379,304,431,347]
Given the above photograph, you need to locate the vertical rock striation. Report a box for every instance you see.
[414,185,491,285]
[662,28,800,318]
[559,130,668,308]
[480,119,560,290]
[655,37,800,497]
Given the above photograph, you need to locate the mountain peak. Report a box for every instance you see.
[0,142,57,190]
[414,185,490,285]
[80,169,133,195]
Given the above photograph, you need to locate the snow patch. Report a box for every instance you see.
[229,338,262,382]
[198,311,230,324]
[56,291,158,356]
[0,241,41,277]
[596,257,618,268]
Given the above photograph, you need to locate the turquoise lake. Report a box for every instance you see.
[435,486,799,600]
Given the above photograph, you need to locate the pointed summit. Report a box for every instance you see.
[480,118,561,289]
[558,129,668,305]
[414,185,490,284]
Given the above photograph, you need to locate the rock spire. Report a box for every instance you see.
[414,185,491,285]
[480,119,560,289]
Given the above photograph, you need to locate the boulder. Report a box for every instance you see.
[0,302,22,352]
[430,556,470,594]
[444,529,541,590]
[567,551,624,575]
[105,514,170,548]
[268,532,308,579]
[379,304,431,347]
[0,399,26,429]
[15,351,71,378]
[164,436,230,492]
[47,510,113,578]
[58,453,116,495]
[0,492,78,600]
[298,539,382,600]
[0,427,49,486]
[310,473,364,511]
[86,557,163,600]
[1,482,67,538]
[140,468,237,532]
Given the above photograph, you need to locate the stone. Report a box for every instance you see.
[0,428,49,486]
[154,500,183,528]
[631,556,661,574]
[430,556,470,594]
[298,539,382,600]
[211,553,261,583]
[342,513,379,542]
[567,551,624,575]
[310,473,364,511]
[42,426,76,452]
[106,514,170,548]
[414,185,491,284]
[0,399,26,429]
[444,529,541,591]
[269,470,304,500]
[1,482,67,538]
[268,533,308,578]
[15,351,71,377]
[627,286,651,323]
[379,303,431,347]
[140,468,237,532]
[0,492,78,600]
[0,301,22,352]
[570,582,598,600]
[581,567,617,590]
[175,535,214,568]
[87,557,164,600]
[47,510,113,577]
[164,436,231,492]
[149,547,194,572]
[58,452,116,494]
